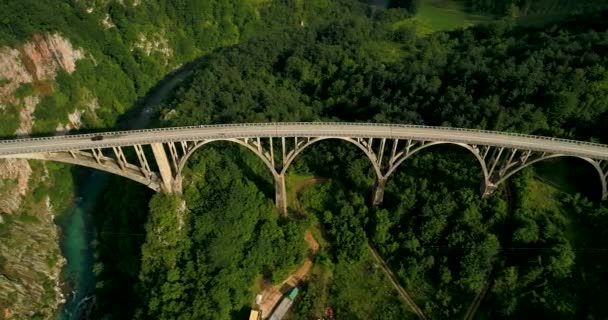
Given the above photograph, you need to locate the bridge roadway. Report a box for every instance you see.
[1,122,608,159]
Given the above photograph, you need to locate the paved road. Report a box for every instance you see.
[1,123,607,160]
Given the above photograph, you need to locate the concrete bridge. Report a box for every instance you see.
[1,122,607,213]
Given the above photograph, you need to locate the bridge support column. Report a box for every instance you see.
[151,143,174,193]
[372,177,387,206]
[481,179,497,199]
[173,175,183,194]
[274,173,287,215]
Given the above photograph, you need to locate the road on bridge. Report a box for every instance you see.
[1,123,608,160]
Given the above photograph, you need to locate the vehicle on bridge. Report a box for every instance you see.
[91,135,104,141]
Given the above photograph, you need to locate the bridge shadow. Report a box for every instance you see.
[87,171,153,318]
[531,156,603,200]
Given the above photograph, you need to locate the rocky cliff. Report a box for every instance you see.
[0,33,84,319]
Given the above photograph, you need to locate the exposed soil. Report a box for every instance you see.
[292,177,329,213]
[257,230,319,318]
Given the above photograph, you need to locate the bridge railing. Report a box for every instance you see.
[1,122,607,149]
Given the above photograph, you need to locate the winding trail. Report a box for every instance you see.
[462,275,492,320]
[367,244,427,320]
[257,230,319,318]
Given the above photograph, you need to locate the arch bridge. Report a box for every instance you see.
[1,123,607,213]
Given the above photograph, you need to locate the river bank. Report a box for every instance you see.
[55,66,193,319]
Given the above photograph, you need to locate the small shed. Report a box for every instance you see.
[249,310,260,320]
[287,287,299,300]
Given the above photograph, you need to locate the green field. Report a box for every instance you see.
[394,0,493,35]
[393,0,608,35]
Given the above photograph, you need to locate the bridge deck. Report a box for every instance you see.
[1,123,607,160]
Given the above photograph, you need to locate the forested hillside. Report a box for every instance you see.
[93,4,608,319]
[469,0,608,16]
[1,0,607,319]
[0,0,341,318]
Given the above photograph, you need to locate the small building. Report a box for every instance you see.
[269,287,299,320]
[249,309,260,320]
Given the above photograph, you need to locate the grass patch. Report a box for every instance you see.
[534,158,600,198]
[248,273,263,305]
[521,176,562,216]
[307,214,330,249]
[286,173,328,212]
[286,173,316,209]
[393,0,493,35]
[330,251,417,319]
[292,250,416,319]
[521,173,579,244]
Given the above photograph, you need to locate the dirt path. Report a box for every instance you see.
[257,230,319,318]
[463,276,491,320]
[367,244,427,320]
[256,176,327,318]
[292,177,329,212]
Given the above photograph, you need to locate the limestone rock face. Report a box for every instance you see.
[20,33,83,80]
[134,31,173,64]
[0,33,84,213]
[0,33,83,105]
[0,159,32,214]
[0,199,66,319]
[0,33,83,319]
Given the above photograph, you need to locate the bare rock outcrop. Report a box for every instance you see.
[134,31,173,63]
[20,33,83,80]
[0,159,32,214]
[0,33,85,213]
[0,196,66,319]
[0,33,85,319]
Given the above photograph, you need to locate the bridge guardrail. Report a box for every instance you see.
[1,122,607,149]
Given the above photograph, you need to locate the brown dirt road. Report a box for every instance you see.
[257,230,319,318]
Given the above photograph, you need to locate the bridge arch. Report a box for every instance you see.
[177,138,279,179]
[279,137,383,179]
[384,142,490,182]
[493,154,608,198]
[3,153,161,191]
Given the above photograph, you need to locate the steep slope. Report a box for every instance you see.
[0,0,352,318]
[0,34,83,319]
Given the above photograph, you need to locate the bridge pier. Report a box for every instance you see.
[172,175,183,194]
[275,173,287,215]
[480,179,497,199]
[372,177,387,206]
[151,143,175,193]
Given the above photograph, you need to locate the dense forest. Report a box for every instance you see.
[87,2,608,319]
[1,0,607,319]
